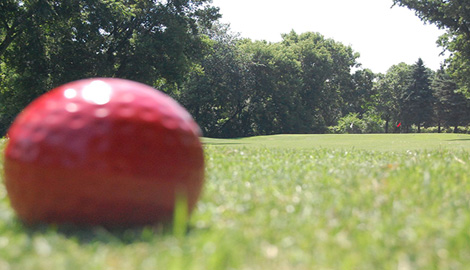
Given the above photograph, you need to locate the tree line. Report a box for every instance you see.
[179,25,470,137]
[1,0,469,138]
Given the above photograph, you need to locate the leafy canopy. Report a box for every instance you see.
[393,0,470,95]
[0,0,220,135]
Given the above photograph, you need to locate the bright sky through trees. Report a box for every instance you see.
[211,0,447,73]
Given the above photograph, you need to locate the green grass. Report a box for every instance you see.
[2,134,470,269]
[203,133,470,151]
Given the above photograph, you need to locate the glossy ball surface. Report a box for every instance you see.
[3,78,204,227]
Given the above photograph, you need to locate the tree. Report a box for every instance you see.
[1,0,220,84]
[179,29,361,137]
[375,63,413,133]
[180,26,307,137]
[236,40,294,134]
[282,31,359,129]
[0,0,220,135]
[178,23,255,138]
[432,67,470,132]
[345,68,376,116]
[402,58,434,132]
[392,0,470,96]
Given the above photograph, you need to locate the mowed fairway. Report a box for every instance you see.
[1,134,470,269]
[203,133,470,151]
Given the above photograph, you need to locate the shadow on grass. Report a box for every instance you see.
[17,219,197,245]
[446,139,470,141]
[203,142,242,146]
[202,137,246,146]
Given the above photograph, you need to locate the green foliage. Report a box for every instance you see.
[333,112,385,134]
[374,63,412,133]
[3,0,470,137]
[393,0,470,96]
[421,126,470,134]
[283,31,360,127]
[362,112,386,133]
[334,113,366,134]
[0,0,220,135]
[401,58,434,132]
[345,69,376,115]
[372,60,464,134]
[178,23,255,138]
[179,29,361,137]
[432,67,470,131]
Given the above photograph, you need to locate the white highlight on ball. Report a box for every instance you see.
[82,80,112,105]
[64,88,77,99]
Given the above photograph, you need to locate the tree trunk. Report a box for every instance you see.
[385,120,389,133]
[454,124,459,133]
[438,122,441,133]
[0,27,21,57]
[216,103,245,136]
[0,10,34,57]
[417,124,421,133]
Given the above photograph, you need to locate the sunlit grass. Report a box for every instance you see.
[1,134,470,269]
[203,133,470,151]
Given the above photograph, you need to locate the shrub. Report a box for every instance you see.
[333,113,385,134]
[334,113,365,134]
[362,113,385,133]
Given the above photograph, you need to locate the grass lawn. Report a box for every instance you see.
[1,133,470,269]
[203,133,470,151]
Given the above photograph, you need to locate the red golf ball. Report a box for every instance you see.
[3,78,205,227]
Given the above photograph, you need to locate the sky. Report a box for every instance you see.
[210,0,448,74]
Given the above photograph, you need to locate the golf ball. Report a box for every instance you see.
[3,78,205,227]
